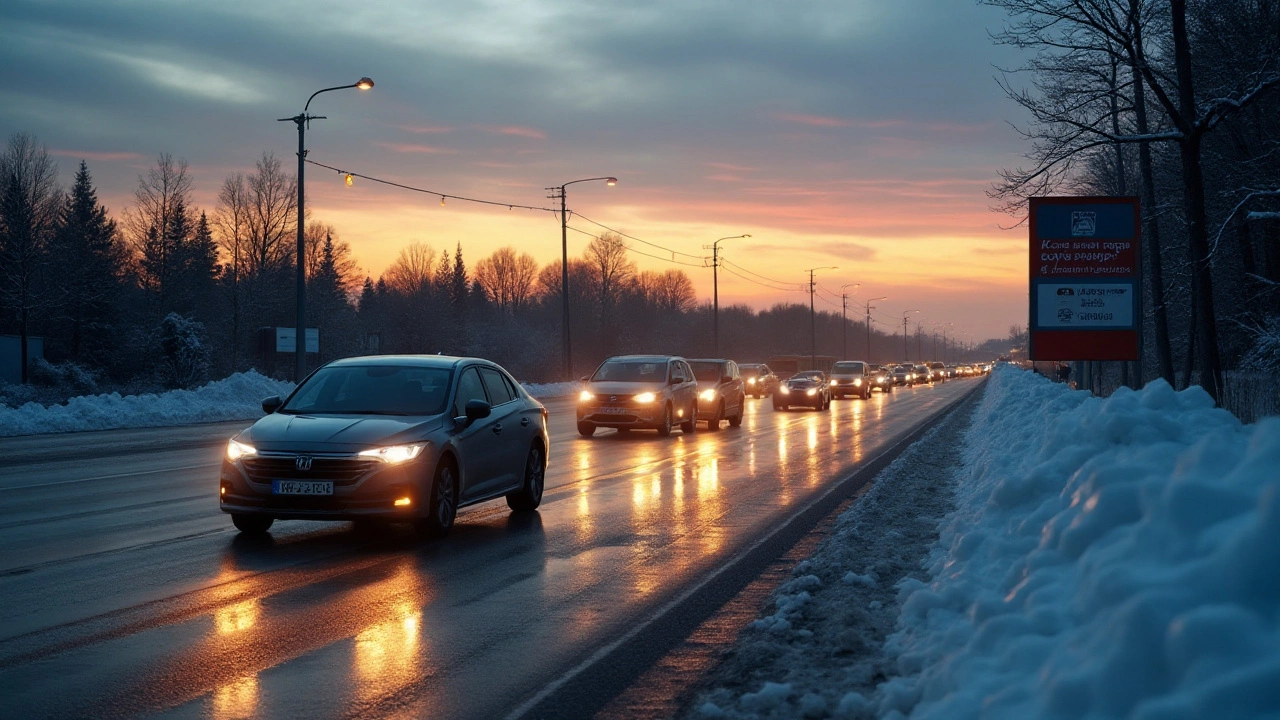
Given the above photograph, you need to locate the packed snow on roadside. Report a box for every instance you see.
[0,372,577,437]
[697,364,1280,719]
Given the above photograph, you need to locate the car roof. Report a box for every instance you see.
[687,358,729,364]
[325,354,469,369]
[604,354,682,363]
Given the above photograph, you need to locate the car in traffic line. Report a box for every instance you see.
[891,364,915,387]
[829,360,873,399]
[773,371,831,411]
[688,358,746,430]
[870,365,894,393]
[928,361,948,382]
[219,355,549,538]
[740,363,778,398]
[577,355,699,437]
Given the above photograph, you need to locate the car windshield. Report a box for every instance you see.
[281,365,453,416]
[832,362,864,374]
[740,365,761,377]
[688,362,724,383]
[591,360,665,382]
[791,372,824,382]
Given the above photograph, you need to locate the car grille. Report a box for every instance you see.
[241,456,380,487]
[597,393,634,406]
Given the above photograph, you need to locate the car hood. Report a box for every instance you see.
[785,378,823,388]
[241,412,445,452]
[585,381,670,395]
[830,372,864,380]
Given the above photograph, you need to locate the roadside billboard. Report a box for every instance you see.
[1029,196,1141,361]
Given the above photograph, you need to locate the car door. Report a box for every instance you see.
[679,361,698,418]
[450,366,502,501]
[478,366,525,493]
[725,361,744,415]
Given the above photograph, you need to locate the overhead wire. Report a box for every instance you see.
[569,211,706,261]
[305,158,557,212]
[719,263,805,293]
[719,259,806,290]
[565,225,707,268]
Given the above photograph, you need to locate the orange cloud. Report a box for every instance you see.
[375,142,456,154]
[480,125,547,140]
[397,124,453,134]
[776,113,854,128]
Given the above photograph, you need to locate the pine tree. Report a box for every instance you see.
[451,242,468,314]
[49,160,123,361]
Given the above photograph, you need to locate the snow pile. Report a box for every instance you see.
[0,371,294,437]
[520,381,577,399]
[878,365,1280,719]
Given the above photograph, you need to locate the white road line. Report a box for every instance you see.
[0,463,220,492]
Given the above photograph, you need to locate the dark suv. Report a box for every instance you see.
[688,359,746,430]
[740,363,778,398]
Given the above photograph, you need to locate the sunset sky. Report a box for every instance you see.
[0,0,1031,341]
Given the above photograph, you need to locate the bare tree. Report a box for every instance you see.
[304,221,361,293]
[122,153,193,308]
[243,152,297,278]
[636,269,697,313]
[0,133,60,383]
[384,242,438,297]
[475,246,539,316]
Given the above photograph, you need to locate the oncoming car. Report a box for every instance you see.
[688,358,745,431]
[577,355,698,437]
[740,363,779,398]
[829,360,872,399]
[219,356,549,538]
[773,371,831,411]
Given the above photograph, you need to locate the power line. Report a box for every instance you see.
[565,225,706,268]
[720,263,805,293]
[719,259,806,290]
[305,158,557,212]
[570,211,707,261]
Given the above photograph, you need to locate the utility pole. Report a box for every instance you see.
[706,234,750,357]
[901,309,919,362]
[806,266,837,370]
[865,296,886,364]
[916,321,924,360]
[546,177,617,380]
[839,283,858,360]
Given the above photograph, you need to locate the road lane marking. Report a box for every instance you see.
[0,463,219,491]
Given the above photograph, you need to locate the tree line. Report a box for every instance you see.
[0,134,993,392]
[987,0,1280,403]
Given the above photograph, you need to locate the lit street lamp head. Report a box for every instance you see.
[356,77,375,90]
[606,177,618,186]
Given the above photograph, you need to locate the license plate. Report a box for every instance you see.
[272,480,333,495]
[599,407,629,415]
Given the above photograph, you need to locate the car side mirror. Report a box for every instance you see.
[465,399,491,422]
[580,376,589,382]
[262,396,282,414]
[721,375,732,384]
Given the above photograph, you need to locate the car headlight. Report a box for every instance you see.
[226,439,256,461]
[358,443,426,464]
[806,388,817,396]
[579,390,595,402]
[830,379,839,386]
[877,376,885,383]
[635,392,657,404]
[854,378,863,386]
[780,386,790,394]
[747,378,756,385]
[699,389,717,401]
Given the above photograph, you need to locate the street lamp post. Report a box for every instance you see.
[279,77,374,382]
[839,283,859,360]
[866,296,887,363]
[807,266,837,370]
[706,234,750,357]
[901,309,920,361]
[546,177,617,380]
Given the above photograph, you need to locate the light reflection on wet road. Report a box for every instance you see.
[0,379,977,719]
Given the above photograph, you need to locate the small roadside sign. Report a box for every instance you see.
[1029,197,1141,361]
[275,327,319,353]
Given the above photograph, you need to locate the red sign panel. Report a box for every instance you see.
[1029,197,1141,361]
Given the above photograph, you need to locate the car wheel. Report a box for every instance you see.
[231,513,273,534]
[773,399,787,411]
[577,421,596,437]
[681,404,697,434]
[706,402,724,431]
[657,404,673,437]
[415,459,458,539]
[728,401,743,428]
[506,443,545,512]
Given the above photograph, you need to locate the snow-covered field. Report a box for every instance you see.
[0,374,578,437]
[694,364,1280,719]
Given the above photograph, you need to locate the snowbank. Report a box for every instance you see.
[877,365,1280,719]
[0,373,577,437]
[0,371,295,437]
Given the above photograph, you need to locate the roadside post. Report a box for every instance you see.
[1029,197,1142,385]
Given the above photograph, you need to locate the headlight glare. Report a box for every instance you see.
[699,389,716,401]
[579,390,595,402]
[780,386,790,394]
[806,388,817,396]
[358,443,426,464]
[226,439,256,461]
[854,378,863,386]
[635,392,657,404]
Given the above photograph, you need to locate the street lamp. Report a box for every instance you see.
[546,177,617,380]
[278,77,374,381]
[901,309,920,361]
[865,296,886,363]
[706,234,750,356]
[806,266,837,370]
[839,283,859,360]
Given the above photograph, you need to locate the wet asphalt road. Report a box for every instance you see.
[0,378,979,719]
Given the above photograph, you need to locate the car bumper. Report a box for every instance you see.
[578,405,667,428]
[219,457,426,521]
